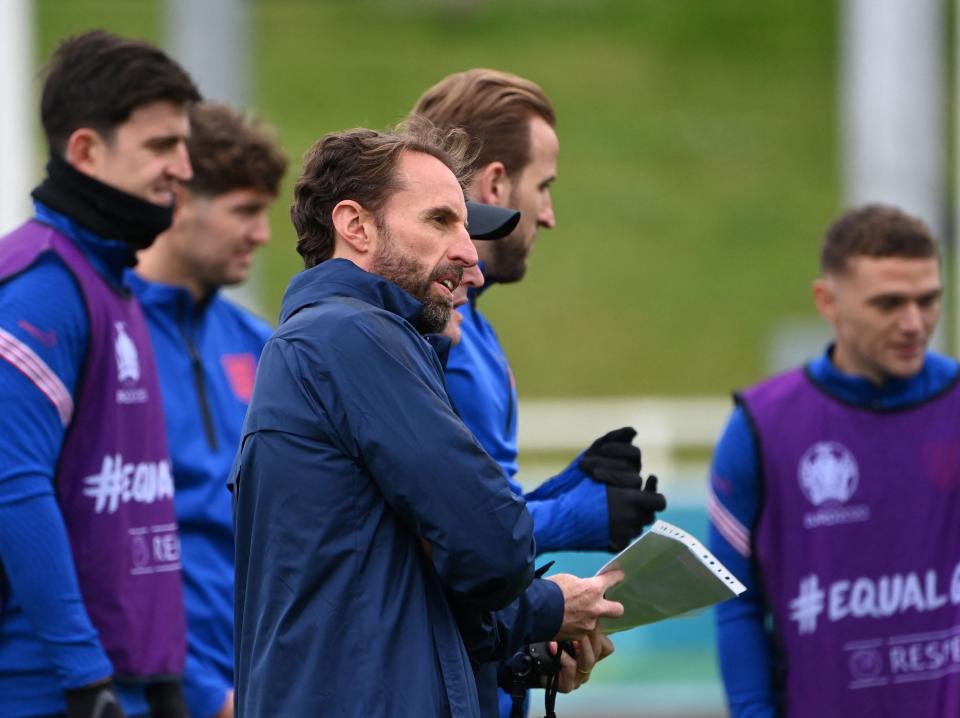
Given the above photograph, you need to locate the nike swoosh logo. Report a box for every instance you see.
[18,320,57,348]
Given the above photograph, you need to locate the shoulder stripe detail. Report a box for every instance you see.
[707,483,751,558]
[0,328,74,426]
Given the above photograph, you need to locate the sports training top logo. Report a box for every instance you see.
[799,441,859,505]
[114,322,140,383]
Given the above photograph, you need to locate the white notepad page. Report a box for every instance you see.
[596,519,747,633]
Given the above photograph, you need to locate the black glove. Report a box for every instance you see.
[607,475,667,552]
[578,427,666,551]
[144,680,189,718]
[579,427,641,483]
[65,681,126,718]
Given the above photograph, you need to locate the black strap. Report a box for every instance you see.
[542,641,575,718]
[509,676,526,718]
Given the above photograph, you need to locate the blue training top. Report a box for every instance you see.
[126,271,271,718]
[445,275,613,718]
[445,279,609,554]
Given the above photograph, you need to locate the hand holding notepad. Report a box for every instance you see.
[596,520,746,633]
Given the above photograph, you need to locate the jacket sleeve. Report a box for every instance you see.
[318,317,536,613]
[448,577,564,672]
[523,456,610,553]
[524,480,609,554]
[708,406,778,718]
[0,258,114,688]
[489,578,564,657]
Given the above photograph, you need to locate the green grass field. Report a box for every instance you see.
[36,0,841,398]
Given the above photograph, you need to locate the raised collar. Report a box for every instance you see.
[279,258,424,327]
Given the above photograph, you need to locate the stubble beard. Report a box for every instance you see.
[485,234,530,284]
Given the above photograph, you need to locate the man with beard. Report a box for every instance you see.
[230,122,625,717]
[0,31,199,718]
[413,69,666,716]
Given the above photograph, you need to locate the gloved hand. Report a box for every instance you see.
[65,680,126,718]
[578,426,641,482]
[144,680,189,718]
[577,427,665,551]
[606,476,666,552]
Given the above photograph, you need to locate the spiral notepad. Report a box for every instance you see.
[596,519,746,633]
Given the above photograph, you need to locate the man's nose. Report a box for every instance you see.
[249,212,271,246]
[451,224,479,267]
[538,191,556,229]
[900,303,924,333]
[168,142,192,182]
[461,263,484,290]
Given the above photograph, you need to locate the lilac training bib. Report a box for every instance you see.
[0,220,186,678]
[742,368,960,717]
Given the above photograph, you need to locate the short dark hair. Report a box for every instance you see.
[291,118,471,268]
[40,30,201,155]
[821,204,939,275]
[411,68,555,179]
[185,102,287,197]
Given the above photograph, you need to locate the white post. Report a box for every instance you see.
[163,0,263,313]
[841,0,945,235]
[163,0,250,106]
[0,0,35,233]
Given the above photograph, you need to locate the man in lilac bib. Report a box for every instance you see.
[708,204,960,717]
[0,31,199,718]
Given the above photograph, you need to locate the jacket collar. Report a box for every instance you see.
[124,269,216,321]
[280,258,424,327]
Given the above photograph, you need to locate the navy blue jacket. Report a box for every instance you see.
[127,272,271,718]
[231,259,536,718]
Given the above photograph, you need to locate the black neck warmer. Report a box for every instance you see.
[31,154,174,255]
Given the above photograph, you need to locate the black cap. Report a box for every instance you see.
[466,200,520,240]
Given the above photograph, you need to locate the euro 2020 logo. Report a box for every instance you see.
[114,321,140,384]
[798,441,859,506]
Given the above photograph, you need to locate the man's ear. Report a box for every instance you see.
[64,128,106,177]
[331,200,372,257]
[471,161,511,207]
[812,276,837,324]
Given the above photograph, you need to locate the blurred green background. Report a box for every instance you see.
[31,2,851,714]
[35,0,840,400]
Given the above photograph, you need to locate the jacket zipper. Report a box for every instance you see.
[504,365,515,435]
[180,318,218,451]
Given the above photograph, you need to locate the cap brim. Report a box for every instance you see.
[466,200,520,240]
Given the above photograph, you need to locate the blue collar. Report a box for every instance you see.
[34,200,134,291]
[467,261,490,308]
[124,269,216,320]
[279,258,424,326]
[806,345,959,409]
